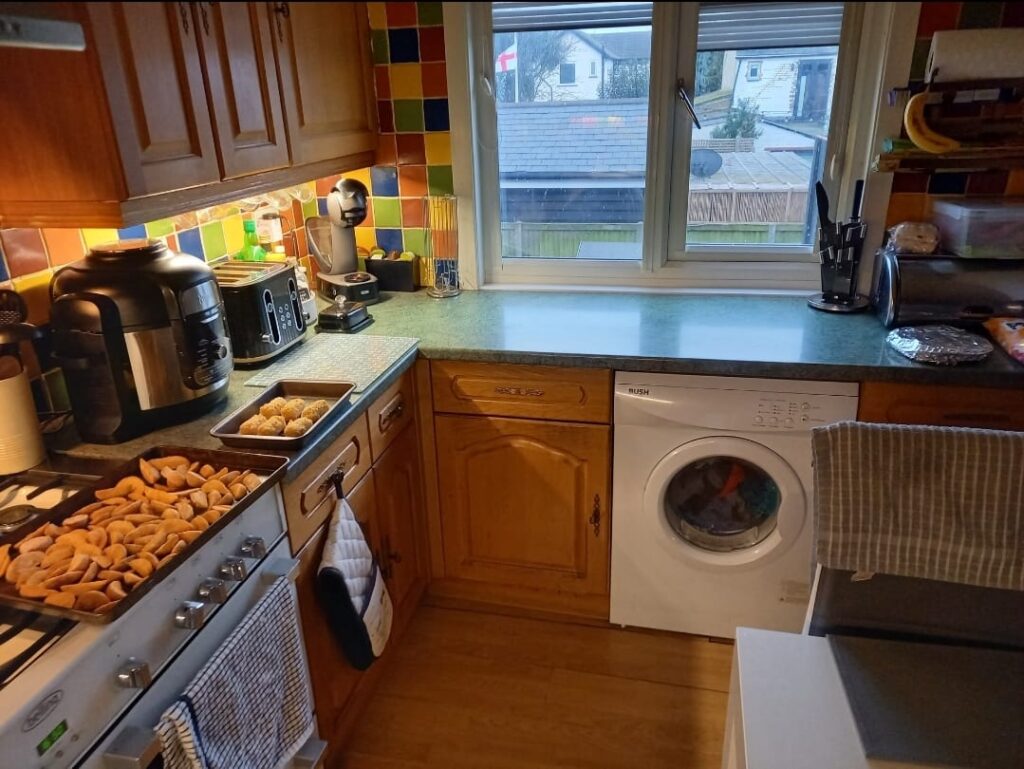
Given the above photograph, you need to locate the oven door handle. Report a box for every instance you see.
[102,729,325,769]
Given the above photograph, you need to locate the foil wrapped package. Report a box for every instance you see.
[886,325,993,366]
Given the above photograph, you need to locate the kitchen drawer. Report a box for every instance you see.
[368,371,415,462]
[859,382,1024,430]
[431,361,612,424]
[283,413,372,553]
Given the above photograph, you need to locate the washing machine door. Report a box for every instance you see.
[643,436,806,569]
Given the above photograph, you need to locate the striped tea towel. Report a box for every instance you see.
[812,422,1024,592]
[317,497,393,670]
[157,576,314,769]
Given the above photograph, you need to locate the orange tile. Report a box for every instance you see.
[389,63,422,98]
[376,135,398,166]
[1006,170,1024,196]
[402,198,426,227]
[42,229,86,266]
[398,165,427,197]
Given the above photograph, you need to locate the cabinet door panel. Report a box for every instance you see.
[272,2,376,164]
[87,2,220,195]
[436,415,611,598]
[374,422,425,612]
[198,2,290,177]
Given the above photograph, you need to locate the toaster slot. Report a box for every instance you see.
[263,289,281,345]
[288,278,305,332]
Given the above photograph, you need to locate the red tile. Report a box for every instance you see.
[398,165,428,197]
[966,170,1009,195]
[421,62,447,97]
[165,233,179,253]
[294,227,308,258]
[290,200,305,230]
[916,2,961,36]
[362,201,375,228]
[419,27,445,62]
[396,133,426,165]
[386,2,418,27]
[377,100,395,133]
[374,65,391,100]
[376,133,398,166]
[315,177,337,196]
[1,229,49,277]
[891,173,929,193]
[1003,1,1024,26]
[401,198,425,227]
[42,229,85,266]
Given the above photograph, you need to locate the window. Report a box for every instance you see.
[463,2,870,287]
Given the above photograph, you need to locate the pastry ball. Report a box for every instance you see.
[301,399,330,423]
[239,414,266,435]
[283,417,313,437]
[259,397,287,418]
[281,398,306,422]
[257,415,286,436]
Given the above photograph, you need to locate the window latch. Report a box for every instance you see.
[676,78,701,130]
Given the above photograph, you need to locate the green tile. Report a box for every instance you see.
[43,368,70,411]
[145,218,176,238]
[371,29,389,64]
[302,198,319,222]
[427,165,454,195]
[403,228,428,255]
[393,99,425,132]
[418,2,443,25]
[372,197,402,227]
[910,37,931,81]
[200,221,227,261]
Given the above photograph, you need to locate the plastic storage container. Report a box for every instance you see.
[932,198,1024,259]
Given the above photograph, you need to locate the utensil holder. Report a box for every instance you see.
[423,195,460,298]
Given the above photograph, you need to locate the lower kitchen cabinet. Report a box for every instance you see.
[433,414,611,618]
[859,381,1024,430]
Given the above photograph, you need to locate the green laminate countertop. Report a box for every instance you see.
[357,289,1024,387]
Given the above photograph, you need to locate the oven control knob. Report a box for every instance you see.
[197,578,228,604]
[239,536,267,559]
[174,600,209,630]
[219,556,248,582]
[115,658,152,689]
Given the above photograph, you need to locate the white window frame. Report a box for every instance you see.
[746,60,762,80]
[559,61,576,84]
[444,2,920,291]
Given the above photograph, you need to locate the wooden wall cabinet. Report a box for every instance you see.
[0,1,376,227]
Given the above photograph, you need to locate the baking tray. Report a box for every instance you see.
[0,446,288,623]
[209,380,355,450]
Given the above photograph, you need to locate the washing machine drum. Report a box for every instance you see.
[644,437,806,566]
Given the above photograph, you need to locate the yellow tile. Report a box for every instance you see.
[12,270,54,326]
[424,132,452,165]
[223,215,245,256]
[345,167,372,190]
[81,228,119,249]
[390,63,422,98]
[366,2,387,29]
[355,227,377,251]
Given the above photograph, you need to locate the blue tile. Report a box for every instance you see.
[370,166,400,197]
[423,99,450,131]
[117,224,147,240]
[0,241,8,283]
[375,228,404,252]
[177,228,205,261]
[318,197,328,216]
[388,28,419,63]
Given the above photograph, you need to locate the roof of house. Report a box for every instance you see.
[497,99,811,190]
[577,30,651,60]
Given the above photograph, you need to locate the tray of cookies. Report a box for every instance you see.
[0,446,288,623]
[209,380,355,450]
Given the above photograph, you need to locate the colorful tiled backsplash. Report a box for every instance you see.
[885,1,1024,228]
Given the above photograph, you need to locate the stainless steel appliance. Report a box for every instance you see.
[873,251,1024,328]
[306,178,381,305]
[0,464,326,768]
[212,260,306,365]
[49,240,233,443]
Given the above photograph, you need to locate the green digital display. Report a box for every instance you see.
[36,719,68,757]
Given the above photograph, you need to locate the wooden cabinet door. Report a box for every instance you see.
[435,415,611,599]
[86,2,221,196]
[271,1,377,164]
[195,2,290,178]
[295,469,377,759]
[373,421,425,613]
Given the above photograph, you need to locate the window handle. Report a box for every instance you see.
[676,78,701,130]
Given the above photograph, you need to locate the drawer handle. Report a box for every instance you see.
[300,448,355,517]
[378,395,406,434]
[589,494,601,537]
[494,385,545,398]
[272,1,290,43]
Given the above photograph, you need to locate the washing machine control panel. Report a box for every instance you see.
[752,396,837,430]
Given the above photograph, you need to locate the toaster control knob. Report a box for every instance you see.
[115,658,152,689]
[197,578,228,604]
[219,557,248,582]
[239,536,267,560]
[174,600,209,630]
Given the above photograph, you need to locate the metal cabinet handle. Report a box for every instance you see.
[589,494,601,537]
[378,394,405,434]
[272,1,290,42]
[178,1,190,35]
[676,78,701,129]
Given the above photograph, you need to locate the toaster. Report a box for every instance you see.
[213,260,306,364]
[873,251,1024,328]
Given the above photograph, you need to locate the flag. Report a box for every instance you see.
[496,41,517,73]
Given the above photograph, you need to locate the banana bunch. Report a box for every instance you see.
[903,92,961,154]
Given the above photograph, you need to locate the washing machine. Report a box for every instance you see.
[611,373,858,639]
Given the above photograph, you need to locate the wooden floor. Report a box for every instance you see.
[339,606,734,769]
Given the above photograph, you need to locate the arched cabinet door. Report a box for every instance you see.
[436,414,611,600]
